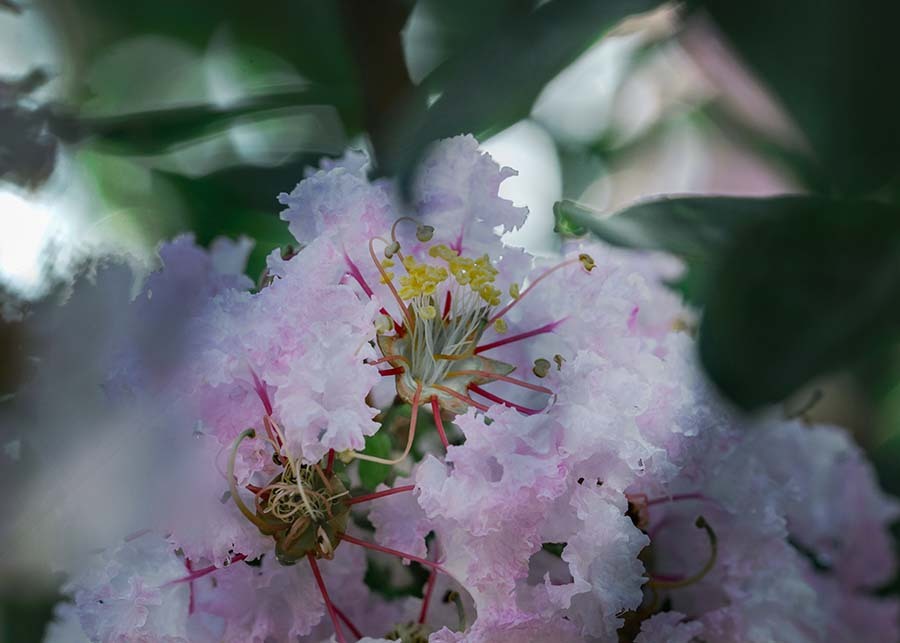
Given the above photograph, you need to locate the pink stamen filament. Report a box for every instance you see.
[419,568,439,624]
[262,415,284,451]
[250,369,273,416]
[475,319,566,354]
[379,367,405,377]
[489,257,585,324]
[367,354,408,366]
[333,604,363,639]
[168,554,247,586]
[431,384,489,412]
[469,384,543,415]
[184,559,196,615]
[431,396,450,448]
[345,252,402,334]
[325,449,336,477]
[353,382,423,465]
[345,485,416,506]
[308,553,346,643]
[447,370,553,395]
[339,533,447,574]
[442,291,452,319]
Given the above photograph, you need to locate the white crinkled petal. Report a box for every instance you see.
[635,612,704,643]
[65,533,190,643]
[369,475,432,560]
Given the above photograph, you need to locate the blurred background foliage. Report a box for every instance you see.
[2,0,900,639]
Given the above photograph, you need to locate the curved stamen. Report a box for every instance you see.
[447,370,552,395]
[352,382,423,465]
[431,396,450,448]
[369,238,413,329]
[488,256,588,324]
[227,429,270,531]
[649,516,718,590]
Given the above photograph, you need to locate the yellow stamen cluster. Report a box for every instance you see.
[380,258,395,284]
[397,256,449,299]
[428,244,501,306]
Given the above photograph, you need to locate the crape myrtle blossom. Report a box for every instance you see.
[44,136,899,642]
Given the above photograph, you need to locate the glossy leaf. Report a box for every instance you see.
[699,197,900,409]
[382,0,663,191]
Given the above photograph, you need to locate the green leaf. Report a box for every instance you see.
[358,432,392,491]
[699,197,900,410]
[553,196,762,302]
[693,0,900,194]
[382,0,664,191]
[55,88,353,155]
[558,195,900,410]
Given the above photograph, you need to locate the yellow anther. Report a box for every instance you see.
[418,304,437,320]
[493,318,508,334]
[479,284,501,306]
[553,354,566,370]
[381,258,395,268]
[533,358,551,378]
[428,244,458,261]
[398,255,449,300]
[578,253,596,272]
[509,283,520,299]
[380,270,395,284]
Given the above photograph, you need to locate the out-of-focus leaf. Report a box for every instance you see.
[693,0,900,194]
[553,196,761,302]
[358,432,392,491]
[558,196,900,411]
[53,88,353,155]
[700,198,900,410]
[382,0,663,191]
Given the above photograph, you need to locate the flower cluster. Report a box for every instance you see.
[46,136,898,642]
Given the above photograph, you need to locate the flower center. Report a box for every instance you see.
[366,219,593,418]
[228,428,350,564]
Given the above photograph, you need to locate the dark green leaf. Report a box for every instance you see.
[55,88,353,155]
[700,197,900,409]
[693,0,900,194]
[382,0,663,191]
[358,432,392,491]
[558,195,900,410]
[553,196,763,302]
